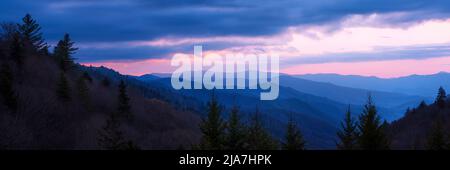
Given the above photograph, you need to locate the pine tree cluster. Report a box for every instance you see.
[199,93,305,150]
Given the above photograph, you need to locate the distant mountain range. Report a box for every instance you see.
[279,75,427,118]
[133,72,439,148]
[140,73,430,120]
[136,76,351,148]
[296,72,450,98]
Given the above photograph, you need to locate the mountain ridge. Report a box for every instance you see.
[295,72,450,97]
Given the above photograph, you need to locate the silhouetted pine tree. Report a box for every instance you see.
[76,76,90,108]
[246,109,278,150]
[426,119,448,150]
[358,95,390,150]
[54,33,77,72]
[0,22,19,41]
[435,86,446,108]
[282,116,305,150]
[97,113,128,150]
[418,100,427,109]
[405,107,411,114]
[56,72,71,102]
[381,120,389,131]
[117,80,132,119]
[337,106,359,150]
[124,141,140,150]
[10,32,25,67]
[0,64,18,112]
[17,14,48,53]
[225,106,247,150]
[82,71,93,83]
[199,93,226,150]
[40,45,50,56]
[98,83,139,150]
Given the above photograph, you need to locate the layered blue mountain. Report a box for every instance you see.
[296,72,450,98]
[133,73,428,148]
[136,76,350,148]
[279,75,427,120]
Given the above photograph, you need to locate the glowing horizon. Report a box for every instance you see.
[82,56,450,79]
[80,14,450,78]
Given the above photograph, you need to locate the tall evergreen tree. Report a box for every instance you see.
[98,81,139,150]
[17,14,47,52]
[246,109,278,150]
[337,106,359,150]
[82,71,93,83]
[0,22,19,41]
[0,64,18,112]
[435,86,446,108]
[357,95,390,150]
[56,72,71,102]
[117,80,132,119]
[76,76,90,108]
[282,115,306,150]
[40,45,51,56]
[418,100,427,109]
[97,112,129,150]
[199,92,226,150]
[54,33,77,72]
[225,106,247,150]
[10,32,25,67]
[426,119,448,150]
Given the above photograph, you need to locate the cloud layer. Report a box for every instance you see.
[2,0,450,41]
[1,0,450,77]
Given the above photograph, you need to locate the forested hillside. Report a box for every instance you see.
[0,14,200,149]
[389,87,450,149]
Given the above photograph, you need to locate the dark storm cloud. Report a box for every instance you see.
[2,0,450,61]
[75,46,173,62]
[74,39,252,62]
[2,0,450,42]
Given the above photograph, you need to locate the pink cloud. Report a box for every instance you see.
[281,56,450,78]
[79,15,450,78]
[83,56,450,78]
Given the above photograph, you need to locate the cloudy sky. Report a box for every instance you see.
[2,0,450,77]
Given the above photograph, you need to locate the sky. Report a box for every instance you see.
[1,0,450,78]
